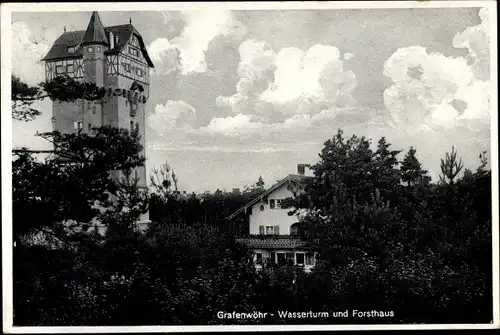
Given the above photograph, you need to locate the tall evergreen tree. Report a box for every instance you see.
[400,146,430,187]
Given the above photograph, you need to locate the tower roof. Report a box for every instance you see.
[81,11,109,46]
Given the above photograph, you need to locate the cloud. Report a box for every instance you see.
[383,46,474,127]
[12,21,51,85]
[147,100,197,134]
[261,44,356,105]
[452,7,490,80]
[383,7,491,132]
[218,41,358,124]
[149,10,246,75]
[199,113,266,136]
[148,38,181,75]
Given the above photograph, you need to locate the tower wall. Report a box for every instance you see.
[44,11,153,225]
[104,74,148,190]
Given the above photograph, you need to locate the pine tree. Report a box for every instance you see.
[400,147,430,187]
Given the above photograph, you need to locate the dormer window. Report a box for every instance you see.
[129,47,138,57]
[67,46,77,53]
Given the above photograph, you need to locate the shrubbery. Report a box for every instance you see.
[11,77,492,325]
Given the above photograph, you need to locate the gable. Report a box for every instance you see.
[227,174,310,220]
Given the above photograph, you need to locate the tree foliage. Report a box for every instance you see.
[12,72,492,327]
[12,75,107,122]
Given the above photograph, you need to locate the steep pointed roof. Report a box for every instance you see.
[81,11,109,46]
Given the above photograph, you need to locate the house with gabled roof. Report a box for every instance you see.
[228,164,318,272]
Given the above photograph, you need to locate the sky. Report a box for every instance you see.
[11,5,493,193]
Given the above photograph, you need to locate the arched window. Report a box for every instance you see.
[290,222,301,236]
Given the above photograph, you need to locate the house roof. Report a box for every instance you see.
[235,236,309,250]
[42,15,154,68]
[81,11,109,46]
[227,173,310,220]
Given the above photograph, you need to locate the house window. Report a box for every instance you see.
[276,253,286,266]
[290,222,300,236]
[276,199,282,209]
[124,63,131,73]
[286,253,294,265]
[66,64,74,73]
[88,123,92,132]
[265,226,274,235]
[270,252,276,264]
[136,67,143,77]
[305,253,315,266]
[87,46,93,52]
[255,253,262,265]
[73,121,83,131]
[130,120,134,132]
[96,46,101,52]
[269,199,275,209]
[296,253,305,265]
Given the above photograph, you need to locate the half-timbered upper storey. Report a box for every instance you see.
[42,12,154,84]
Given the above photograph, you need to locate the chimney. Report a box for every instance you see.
[109,31,114,49]
[297,164,305,176]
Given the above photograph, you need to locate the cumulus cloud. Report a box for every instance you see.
[149,10,246,75]
[452,7,490,80]
[383,8,491,133]
[147,100,197,134]
[12,21,51,85]
[199,113,266,136]
[218,40,358,124]
[148,38,181,75]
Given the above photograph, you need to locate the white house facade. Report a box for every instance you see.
[229,165,317,272]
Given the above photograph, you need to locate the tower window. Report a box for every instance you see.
[87,46,93,52]
[56,64,64,75]
[129,47,138,57]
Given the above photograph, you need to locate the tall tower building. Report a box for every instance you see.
[42,11,154,224]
